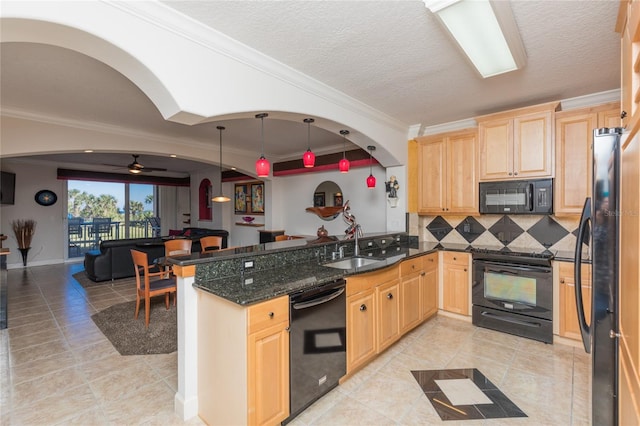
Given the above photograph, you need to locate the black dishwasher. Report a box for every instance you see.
[286,279,346,423]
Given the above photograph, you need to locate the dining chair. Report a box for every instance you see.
[130,249,177,328]
[200,236,223,253]
[164,238,193,257]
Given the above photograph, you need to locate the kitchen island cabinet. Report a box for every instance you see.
[197,292,289,426]
[477,102,558,181]
[416,129,478,215]
[399,255,424,333]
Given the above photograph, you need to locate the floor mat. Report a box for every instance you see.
[412,368,527,421]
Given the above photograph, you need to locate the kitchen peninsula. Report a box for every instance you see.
[168,233,582,424]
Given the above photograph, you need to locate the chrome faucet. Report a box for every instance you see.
[354,224,361,257]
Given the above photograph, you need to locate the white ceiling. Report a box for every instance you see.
[0,1,622,175]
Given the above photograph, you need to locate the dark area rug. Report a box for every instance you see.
[72,271,136,289]
[91,299,177,355]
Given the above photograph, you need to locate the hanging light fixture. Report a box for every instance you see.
[339,130,350,173]
[366,145,376,188]
[255,113,270,177]
[212,125,230,203]
[302,118,315,168]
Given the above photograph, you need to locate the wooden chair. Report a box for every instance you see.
[200,236,223,253]
[130,249,177,328]
[164,238,192,257]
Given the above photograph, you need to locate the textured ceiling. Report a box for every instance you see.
[0,1,622,174]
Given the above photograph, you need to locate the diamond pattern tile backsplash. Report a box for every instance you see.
[419,214,581,254]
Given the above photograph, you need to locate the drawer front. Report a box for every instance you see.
[248,295,289,334]
[443,251,469,266]
[400,257,423,276]
[347,265,397,296]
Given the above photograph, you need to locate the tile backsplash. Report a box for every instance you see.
[417,214,581,254]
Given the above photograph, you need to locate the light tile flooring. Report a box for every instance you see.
[1,263,591,425]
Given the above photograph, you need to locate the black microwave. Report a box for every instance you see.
[479,178,553,214]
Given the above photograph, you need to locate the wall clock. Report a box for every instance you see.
[35,189,57,206]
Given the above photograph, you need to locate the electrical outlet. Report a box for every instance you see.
[244,260,254,269]
[244,277,254,285]
[367,241,373,247]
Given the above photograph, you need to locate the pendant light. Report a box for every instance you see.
[212,125,230,203]
[339,130,350,173]
[255,113,270,177]
[302,118,315,168]
[366,145,376,188]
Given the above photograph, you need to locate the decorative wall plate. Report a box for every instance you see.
[35,189,57,206]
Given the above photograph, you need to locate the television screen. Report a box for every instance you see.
[0,171,16,205]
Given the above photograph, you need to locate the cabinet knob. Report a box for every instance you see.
[514,172,518,176]
[387,293,393,300]
[509,172,513,176]
[268,312,274,318]
[453,257,457,260]
[560,279,565,284]
[360,304,367,312]
[412,265,415,269]
[421,272,426,276]
[464,268,467,272]
[621,110,628,119]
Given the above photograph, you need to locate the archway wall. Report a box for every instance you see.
[1,1,409,166]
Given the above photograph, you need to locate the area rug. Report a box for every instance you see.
[412,368,526,421]
[72,271,136,289]
[91,300,177,355]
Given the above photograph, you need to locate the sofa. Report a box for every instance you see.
[83,228,229,282]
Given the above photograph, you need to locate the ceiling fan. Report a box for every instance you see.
[126,154,167,174]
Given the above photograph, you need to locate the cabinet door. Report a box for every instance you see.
[400,273,422,333]
[598,108,622,129]
[479,118,513,180]
[559,277,592,341]
[447,131,478,214]
[418,139,446,214]
[555,111,597,214]
[442,262,469,315]
[248,322,289,426]
[421,254,438,320]
[377,279,400,352]
[346,290,376,372]
[513,111,553,178]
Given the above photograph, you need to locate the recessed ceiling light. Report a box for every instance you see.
[170,154,177,158]
[231,167,237,171]
[84,150,93,153]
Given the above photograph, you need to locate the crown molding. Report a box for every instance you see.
[107,1,409,133]
[559,89,620,111]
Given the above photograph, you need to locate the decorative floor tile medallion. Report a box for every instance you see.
[412,368,527,421]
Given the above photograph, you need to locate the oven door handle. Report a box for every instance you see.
[483,264,551,274]
[481,311,542,328]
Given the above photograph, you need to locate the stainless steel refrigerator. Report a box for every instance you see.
[574,127,621,426]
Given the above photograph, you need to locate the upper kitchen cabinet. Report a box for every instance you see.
[416,129,478,215]
[477,102,559,181]
[555,102,620,215]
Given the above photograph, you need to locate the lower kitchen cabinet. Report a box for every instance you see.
[557,261,592,341]
[400,256,424,333]
[197,292,289,426]
[421,252,439,319]
[346,288,376,372]
[442,252,471,315]
[376,278,400,352]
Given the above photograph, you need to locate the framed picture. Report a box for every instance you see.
[314,192,325,207]
[234,184,248,214]
[333,193,343,207]
[250,182,265,214]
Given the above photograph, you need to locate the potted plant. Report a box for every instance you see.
[12,219,36,266]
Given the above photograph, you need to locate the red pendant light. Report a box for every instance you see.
[255,113,270,177]
[366,145,376,188]
[339,130,350,173]
[302,118,315,168]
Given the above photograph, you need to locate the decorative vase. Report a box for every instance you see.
[18,247,30,267]
[317,225,329,238]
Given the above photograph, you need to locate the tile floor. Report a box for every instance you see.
[1,263,591,425]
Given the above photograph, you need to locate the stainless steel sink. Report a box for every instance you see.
[324,256,383,269]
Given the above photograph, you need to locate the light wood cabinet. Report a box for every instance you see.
[555,103,620,215]
[346,288,376,372]
[442,252,470,315]
[416,129,478,215]
[400,256,424,333]
[477,102,558,181]
[198,293,289,426]
[421,252,439,320]
[376,279,400,352]
[557,261,592,341]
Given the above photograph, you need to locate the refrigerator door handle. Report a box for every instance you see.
[574,197,592,353]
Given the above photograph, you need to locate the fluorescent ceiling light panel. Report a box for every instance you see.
[424,0,526,78]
